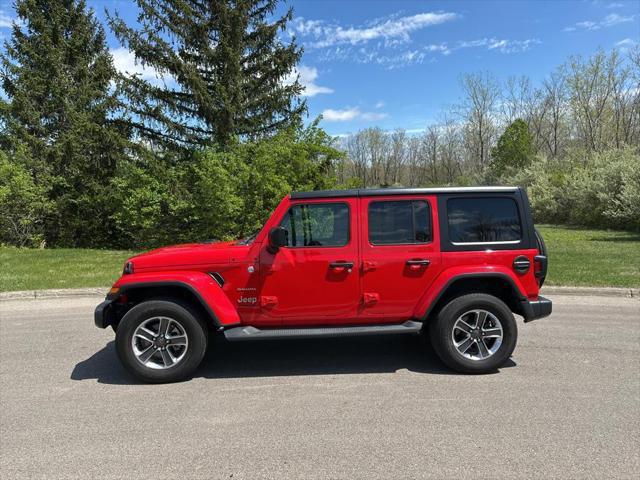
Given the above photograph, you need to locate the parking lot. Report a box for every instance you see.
[1,294,638,479]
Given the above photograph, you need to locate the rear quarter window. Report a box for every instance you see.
[447,197,522,244]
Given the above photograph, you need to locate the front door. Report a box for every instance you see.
[359,196,441,321]
[257,198,360,326]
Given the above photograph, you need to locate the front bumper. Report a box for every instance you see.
[520,296,552,323]
[94,299,115,328]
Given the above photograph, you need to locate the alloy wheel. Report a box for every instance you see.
[451,309,503,361]
[131,316,189,369]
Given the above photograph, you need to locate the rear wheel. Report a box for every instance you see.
[429,293,517,374]
[115,300,208,383]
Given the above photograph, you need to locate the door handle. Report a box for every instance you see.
[329,261,354,272]
[405,259,430,266]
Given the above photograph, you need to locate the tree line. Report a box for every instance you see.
[337,49,640,230]
[1,0,339,248]
[1,1,639,251]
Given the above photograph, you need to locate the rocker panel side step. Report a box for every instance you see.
[223,320,423,342]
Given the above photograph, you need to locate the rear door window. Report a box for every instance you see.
[447,197,521,244]
[368,200,431,245]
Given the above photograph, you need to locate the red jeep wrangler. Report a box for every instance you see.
[95,187,551,383]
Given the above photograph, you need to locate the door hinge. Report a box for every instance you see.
[260,296,278,307]
[363,292,380,306]
[362,260,377,272]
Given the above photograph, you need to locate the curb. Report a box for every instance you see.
[1,285,638,301]
[541,286,638,298]
[0,287,108,301]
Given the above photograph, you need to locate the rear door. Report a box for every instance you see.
[358,195,441,321]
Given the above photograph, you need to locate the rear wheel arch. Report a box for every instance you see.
[423,274,527,322]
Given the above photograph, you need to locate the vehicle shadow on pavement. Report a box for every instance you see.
[71,335,515,385]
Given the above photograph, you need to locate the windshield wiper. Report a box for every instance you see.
[237,230,259,245]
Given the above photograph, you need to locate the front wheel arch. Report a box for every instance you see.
[112,283,223,331]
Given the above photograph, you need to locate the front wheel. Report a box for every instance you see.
[429,293,517,374]
[115,300,208,383]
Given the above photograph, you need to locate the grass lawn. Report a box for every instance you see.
[537,225,640,288]
[0,248,137,292]
[1,225,639,291]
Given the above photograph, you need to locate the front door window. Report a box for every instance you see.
[280,203,350,247]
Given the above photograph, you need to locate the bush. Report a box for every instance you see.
[593,148,640,231]
[503,147,640,231]
[108,123,343,248]
[109,155,202,248]
[0,150,51,246]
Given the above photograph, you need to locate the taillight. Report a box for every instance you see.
[534,229,548,287]
[534,255,547,286]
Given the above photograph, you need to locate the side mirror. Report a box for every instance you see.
[267,226,287,253]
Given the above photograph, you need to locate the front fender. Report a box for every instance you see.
[413,266,528,320]
[113,271,240,328]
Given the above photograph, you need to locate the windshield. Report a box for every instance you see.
[236,228,261,245]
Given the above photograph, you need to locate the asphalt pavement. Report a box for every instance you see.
[0,294,638,479]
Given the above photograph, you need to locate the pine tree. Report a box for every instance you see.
[0,0,129,246]
[108,0,304,149]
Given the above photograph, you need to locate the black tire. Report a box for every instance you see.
[429,293,517,374]
[115,300,208,383]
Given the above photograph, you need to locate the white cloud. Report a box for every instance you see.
[293,11,459,48]
[293,11,539,69]
[285,65,333,97]
[425,43,452,55]
[456,37,541,53]
[564,13,637,31]
[110,47,172,85]
[360,111,388,121]
[322,107,360,121]
[0,10,15,28]
[322,107,387,122]
[487,38,541,53]
[617,38,638,46]
[335,126,430,139]
[375,101,385,109]
[616,38,638,51]
[315,35,540,69]
[607,3,625,8]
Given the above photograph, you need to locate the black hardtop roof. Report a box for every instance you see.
[291,186,520,200]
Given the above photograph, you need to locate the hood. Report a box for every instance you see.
[128,240,248,272]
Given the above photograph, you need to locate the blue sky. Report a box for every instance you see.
[1,0,638,136]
